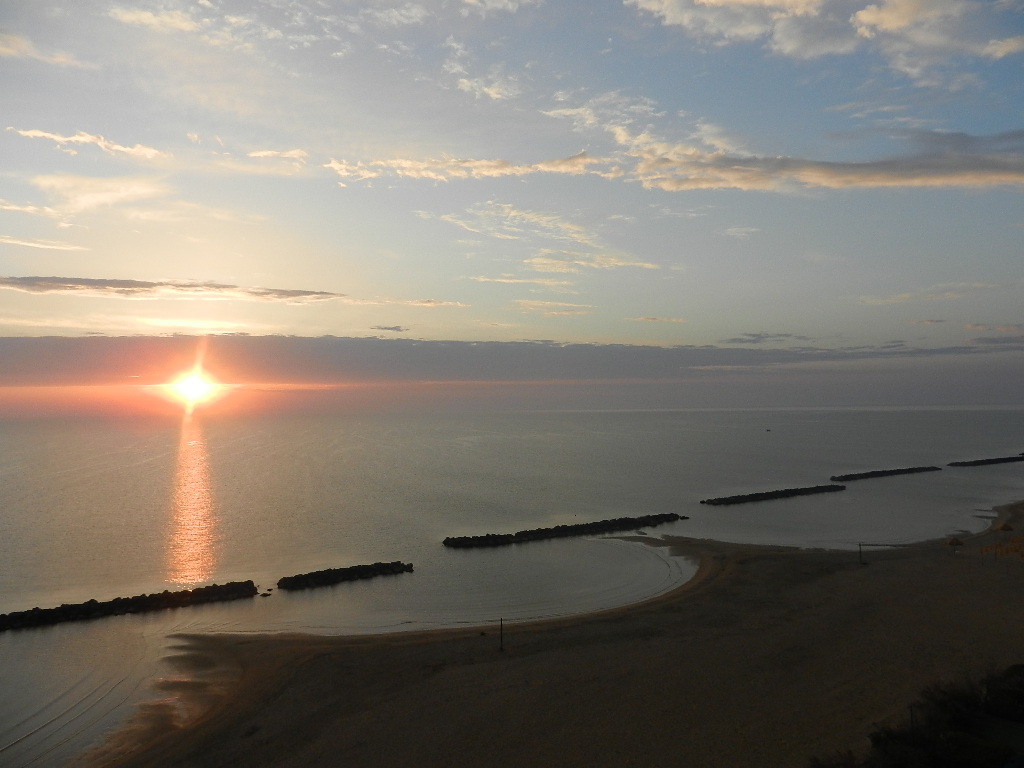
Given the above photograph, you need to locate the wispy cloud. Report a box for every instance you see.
[324,150,605,185]
[0,276,346,303]
[0,235,87,251]
[525,248,659,273]
[719,332,814,344]
[31,175,171,213]
[436,202,600,246]
[860,282,998,304]
[469,275,575,288]
[108,7,200,33]
[459,0,541,16]
[964,323,1024,333]
[629,316,687,323]
[514,299,594,315]
[0,32,91,67]
[8,127,171,161]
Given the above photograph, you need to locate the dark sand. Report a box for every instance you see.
[78,502,1024,768]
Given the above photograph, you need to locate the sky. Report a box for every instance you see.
[1,0,1022,407]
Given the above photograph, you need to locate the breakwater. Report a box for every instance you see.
[442,513,684,549]
[948,456,1024,467]
[0,580,258,632]
[700,485,846,506]
[830,466,942,482]
[276,561,414,591]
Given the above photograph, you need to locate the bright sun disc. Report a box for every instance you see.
[166,369,222,411]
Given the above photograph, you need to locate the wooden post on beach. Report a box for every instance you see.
[858,543,864,565]
[499,617,504,652]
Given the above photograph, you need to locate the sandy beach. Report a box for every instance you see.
[78,501,1024,768]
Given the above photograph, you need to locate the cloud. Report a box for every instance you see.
[437,202,601,246]
[247,149,309,162]
[628,316,687,323]
[0,235,88,251]
[525,248,659,273]
[514,299,594,315]
[469,275,575,287]
[723,226,760,239]
[620,126,1024,190]
[967,334,1024,346]
[719,332,814,344]
[429,202,659,275]
[629,0,1024,83]
[460,0,541,15]
[0,199,60,218]
[859,282,998,304]
[360,4,432,27]
[109,7,200,32]
[9,128,171,161]
[457,71,522,100]
[31,175,171,213]
[372,325,410,332]
[910,319,945,325]
[0,33,91,67]
[323,150,607,184]
[0,276,346,303]
[964,323,1024,333]
[3,335,1021,393]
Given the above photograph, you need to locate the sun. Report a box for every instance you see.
[166,368,223,413]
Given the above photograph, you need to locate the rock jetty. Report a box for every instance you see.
[0,580,258,632]
[276,561,414,591]
[700,485,845,506]
[442,513,684,549]
[829,466,942,482]
[948,456,1024,467]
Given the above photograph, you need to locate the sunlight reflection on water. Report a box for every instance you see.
[166,417,216,588]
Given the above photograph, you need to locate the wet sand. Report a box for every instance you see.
[78,501,1024,768]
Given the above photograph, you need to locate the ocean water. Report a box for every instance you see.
[1,406,1022,766]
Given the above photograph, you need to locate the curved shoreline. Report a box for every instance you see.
[76,500,1024,768]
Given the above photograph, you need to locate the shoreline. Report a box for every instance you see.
[77,500,1024,768]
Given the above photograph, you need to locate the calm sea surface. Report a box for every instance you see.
[1,407,1022,766]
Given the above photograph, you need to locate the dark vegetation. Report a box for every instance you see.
[442,513,684,548]
[830,467,942,482]
[0,580,258,632]
[276,561,414,591]
[699,485,846,506]
[810,665,1024,767]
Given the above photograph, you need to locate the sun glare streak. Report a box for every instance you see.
[167,416,217,587]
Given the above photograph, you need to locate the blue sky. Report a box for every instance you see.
[1,0,1022,402]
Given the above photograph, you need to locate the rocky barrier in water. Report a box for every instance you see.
[830,466,942,482]
[948,456,1024,467]
[442,513,684,548]
[0,580,258,632]
[700,484,846,506]
[276,561,414,591]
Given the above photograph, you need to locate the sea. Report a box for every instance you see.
[1,406,1022,766]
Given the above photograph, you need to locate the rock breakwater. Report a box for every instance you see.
[830,466,942,482]
[442,513,684,548]
[700,485,846,506]
[948,456,1024,467]
[0,580,258,632]
[276,561,414,591]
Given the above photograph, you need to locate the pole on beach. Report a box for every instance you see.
[499,617,504,652]
[859,542,864,565]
